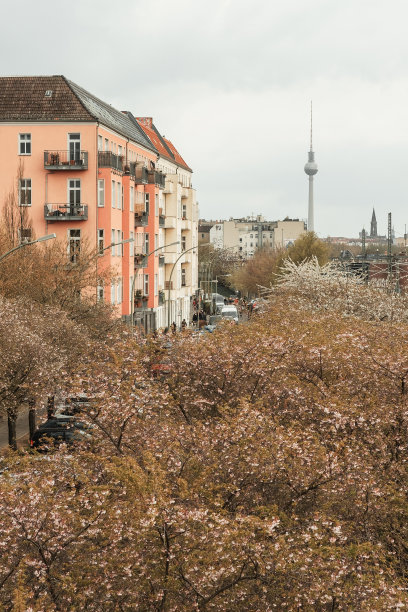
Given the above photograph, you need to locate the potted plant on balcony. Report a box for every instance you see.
[134,289,143,308]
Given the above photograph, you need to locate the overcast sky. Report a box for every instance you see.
[2,0,408,239]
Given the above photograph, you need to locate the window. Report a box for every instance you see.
[98,179,105,207]
[19,179,31,206]
[111,180,116,208]
[68,133,81,162]
[98,135,103,151]
[145,233,149,255]
[121,231,124,256]
[181,235,186,252]
[155,234,158,250]
[155,194,159,216]
[97,284,104,302]
[104,138,109,151]
[130,186,134,212]
[145,193,150,214]
[117,277,123,304]
[116,183,121,210]
[19,133,31,155]
[154,274,158,296]
[201,233,205,239]
[98,229,104,255]
[111,281,116,304]
[181,267,186,287]
[121,185,124,210]
[117,230,121,256]
[182,203,187,219]
[68,180,81,213]
[69,229,81,263]
[111,230,116,256]
[118,145,122,157]
[144,274,149,297]
[19,228,32,243]
[130,231,134,256]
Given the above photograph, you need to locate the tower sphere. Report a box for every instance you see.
[304,151,318,176]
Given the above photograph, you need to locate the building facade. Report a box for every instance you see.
[209,216,306,258]
[0,76,198,330]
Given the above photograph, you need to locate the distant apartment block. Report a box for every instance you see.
[0,76,198,331]
[208,216,306,257]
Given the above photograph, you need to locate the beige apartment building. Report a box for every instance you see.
[134,118,198,329]
[209,216,306,257]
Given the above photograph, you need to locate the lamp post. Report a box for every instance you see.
[0,233,57,263]
[131,241,180,331]
[167,243,210,331]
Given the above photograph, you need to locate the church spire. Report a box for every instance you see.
[370,208,377,238]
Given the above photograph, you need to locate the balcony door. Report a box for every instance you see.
[69,133,81,163]
[68,179,81,215]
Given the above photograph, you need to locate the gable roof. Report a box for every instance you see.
[132,116,192,172]
[0,76,92,122]
[0,76,157,153]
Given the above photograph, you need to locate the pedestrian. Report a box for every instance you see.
[181,319,187,330]
[171,321,176,334]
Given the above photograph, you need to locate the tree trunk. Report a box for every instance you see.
[28,398,36,442]
[47,395,55,419]
[8,412,17,450]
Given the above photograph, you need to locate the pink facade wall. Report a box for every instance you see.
[0,121,159,319]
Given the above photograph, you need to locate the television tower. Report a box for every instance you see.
[304,102,318,232]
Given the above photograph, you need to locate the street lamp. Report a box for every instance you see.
[167,243,210,331]
[131,241,180,330]
[101,237,134,253]
[0,233,57,263]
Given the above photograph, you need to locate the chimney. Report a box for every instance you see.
[137,117,153,128]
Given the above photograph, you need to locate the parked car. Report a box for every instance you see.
[220,305,239,323]
[30,418,91,450]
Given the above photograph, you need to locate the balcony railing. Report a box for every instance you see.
[44,151,88,170]
[44,204,88,221]
[98,151,124,172]
[134,254,147,268]
[135,212,148,227]
[129,162,148,184]
[147,170,166,189]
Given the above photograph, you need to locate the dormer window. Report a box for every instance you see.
[45,90,53,97]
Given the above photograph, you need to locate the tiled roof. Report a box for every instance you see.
[131,116,174,163]
[133,116,192,172]
[0,76,157,153]
[161,136,192,171]
[0,76,93,122]
[67,82,156,152]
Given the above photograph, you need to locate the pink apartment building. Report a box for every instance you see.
[0,76,173,326]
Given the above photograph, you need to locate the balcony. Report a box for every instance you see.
[163,181,173,194]
[44,151,88,170]
[164,216,176,229]
[98,151,124,172]
[164,252,178,264]
[129,162,148,184]
[181,218,192,230]
[134,254,147,268]
[44,203,88,221]
[147,170,166,189]
[181,187,189,199]
[135,211,148,227]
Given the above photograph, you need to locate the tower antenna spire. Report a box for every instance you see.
[304,102,318,232]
